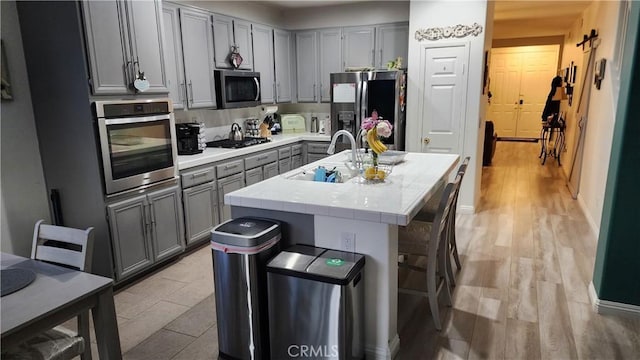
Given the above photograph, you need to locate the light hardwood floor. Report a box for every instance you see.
[397,142,640,359]
[72,141,639,359]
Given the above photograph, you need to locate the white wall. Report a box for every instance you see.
[282,1,410,29]
[560,0,622,235]
[406,0,491,211]
[1,0,51,256]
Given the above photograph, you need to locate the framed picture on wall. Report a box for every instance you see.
[1,40,13,101]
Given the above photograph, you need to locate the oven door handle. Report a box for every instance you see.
[103,114,171,125]
[254,77,260,102]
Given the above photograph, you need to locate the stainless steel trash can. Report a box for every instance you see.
[211,217,281,360]
[267,245,365,360]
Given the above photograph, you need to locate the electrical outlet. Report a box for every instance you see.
[341,232,356,252]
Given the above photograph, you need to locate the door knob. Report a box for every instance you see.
[423,137,430,144]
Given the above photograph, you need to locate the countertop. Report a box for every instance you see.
[225,151,459,225]
[177,132,331,170]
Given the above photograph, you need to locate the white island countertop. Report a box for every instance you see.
[225,151,459,225]
[177,132,330,170]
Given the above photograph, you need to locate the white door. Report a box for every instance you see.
[419,44,468,154]
[487,45,559,138]
[252,24,275,104]
[517,48,560,137]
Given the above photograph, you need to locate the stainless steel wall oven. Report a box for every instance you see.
[95,99,177,195]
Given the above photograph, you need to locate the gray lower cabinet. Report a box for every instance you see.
[279,158,292,174]
[182,181,219,245]
[107,185,184,280]
[245,167,264,187]
[292,154,303,169]
[307,153,329,163]
[217,172,245,222]
[264,162,279,179]
[305,142,331,164]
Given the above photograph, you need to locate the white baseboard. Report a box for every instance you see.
[364,334,400,360]
[589,282,640,318]
[577,194,599,240]
[458,205,475,214]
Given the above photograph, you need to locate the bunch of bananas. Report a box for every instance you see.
[366,129,388,154]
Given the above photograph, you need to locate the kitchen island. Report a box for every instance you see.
[226,150,459,359]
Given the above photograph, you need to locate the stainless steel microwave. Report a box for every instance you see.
[95,99,178,195]
[214,70,261,109]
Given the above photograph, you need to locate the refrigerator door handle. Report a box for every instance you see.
[360,80,368,130]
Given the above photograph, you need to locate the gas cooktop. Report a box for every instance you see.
[206,137,270,149]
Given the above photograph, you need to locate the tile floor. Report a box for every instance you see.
[74,142,639,359]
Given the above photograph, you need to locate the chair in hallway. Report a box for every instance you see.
[3,220,95,360]
[413,156,470,287]
[397,175,460,331]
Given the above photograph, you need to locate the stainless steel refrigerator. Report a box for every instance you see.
[330,71,406,150]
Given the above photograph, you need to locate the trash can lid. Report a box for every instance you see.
[211,217,280,248]
[267,246,365,286]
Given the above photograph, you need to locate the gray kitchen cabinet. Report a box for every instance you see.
[107,184,184,280]
[292,154,303,169]
[376,23,409,70]
[233,19,253,70]
[307,153,329,163]
[162,3,185,109]
[274,29,293,103]
[296,31,318,103]
[217,172,245,222]
[319,28,343,102]
[83,0,167,95]
[180,7,217,109]
[343,26,376,69]
[107,194,153,280]
[279,158,292,174]
[183,181,219,245]
[148,186,185,262]
[212,14,234,69]
[213,14,253,70]
[305,142,331,164]
[245,167,264,187]
[264,162,279,179]
[253,24,275,104]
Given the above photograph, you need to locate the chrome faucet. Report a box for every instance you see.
[327,130,359,176]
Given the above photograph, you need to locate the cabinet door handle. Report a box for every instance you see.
[225,164,238,170]
[273,82,277,101]
[379,49,383,68]
[188,80,194,105]
[313,84,316,101]
[191,170,209,178]
[371,49,375,66]
[179,82,185,104]
[423,137,431,144]
[150,204,156,227]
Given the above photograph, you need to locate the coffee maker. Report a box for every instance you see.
[176,123,205,155]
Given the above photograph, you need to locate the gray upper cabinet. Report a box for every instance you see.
[296,31,318,103]
[252,24,275,104]
[319,28,343,102]
[180,8,217,109]
[83,0,167,95]
[212,14,253,70]
[376,23,409,70]
[233,19,253,70]
[162,3,185,109]
[147,186,185,262]
[343,26,376,69]
[274,29,293,103]
[212,14,234,69]
[107,195,153,280]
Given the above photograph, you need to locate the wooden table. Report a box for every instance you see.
[1,253,122,359]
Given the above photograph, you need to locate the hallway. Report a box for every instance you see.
[398,141,640,359]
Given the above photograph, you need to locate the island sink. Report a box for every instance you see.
[283,162,358,183]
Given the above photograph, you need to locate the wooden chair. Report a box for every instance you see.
[3,220,95,360]
[397,175,461,331]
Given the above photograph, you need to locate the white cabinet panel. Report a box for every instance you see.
[296,31,318,103]
[376,24,409,69]
[274,29,293,103]
[319,28,343,102]
[162,4,185,109]
[253,24,275,104]
[233,19,253,70]
[180,8,217,108]
[212,14,234,69]
[343,26,375,69]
